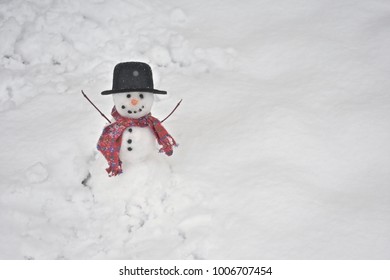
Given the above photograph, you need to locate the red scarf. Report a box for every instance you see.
[97,107,177,176]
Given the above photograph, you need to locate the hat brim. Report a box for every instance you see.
[101,88,167,95]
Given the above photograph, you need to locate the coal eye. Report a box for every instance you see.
[139,93,144,99]
[126,94,131,98]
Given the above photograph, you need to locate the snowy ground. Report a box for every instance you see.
[1,0,390,259]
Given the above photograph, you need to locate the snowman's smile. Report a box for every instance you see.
[121,104,145,115]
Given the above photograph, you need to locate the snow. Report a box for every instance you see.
[1,0,390,259]
[25,162,49,184]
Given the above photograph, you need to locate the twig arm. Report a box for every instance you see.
[81,90,112,123]
[161,99,183,123]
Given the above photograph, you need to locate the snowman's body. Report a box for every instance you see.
[119,126,156,163]
[112,91,157,165]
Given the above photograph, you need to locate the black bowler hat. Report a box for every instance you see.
[101,62,167,95]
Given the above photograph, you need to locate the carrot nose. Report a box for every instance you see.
[131,99,139,106]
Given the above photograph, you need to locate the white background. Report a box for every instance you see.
[1,260,390,280]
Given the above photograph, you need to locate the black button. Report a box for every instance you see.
[127,147,132,151]
[127,94,131,98]
[127,139,132,144]
[121,105,125,109]
[128,110,132,114]
[133,111,137,113]
[128,128,132,133]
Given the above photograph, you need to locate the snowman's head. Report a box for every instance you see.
[113,91,154,119]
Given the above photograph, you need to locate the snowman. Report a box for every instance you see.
[97,62,177,176]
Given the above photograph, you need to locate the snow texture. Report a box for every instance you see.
[1,0,390,259]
